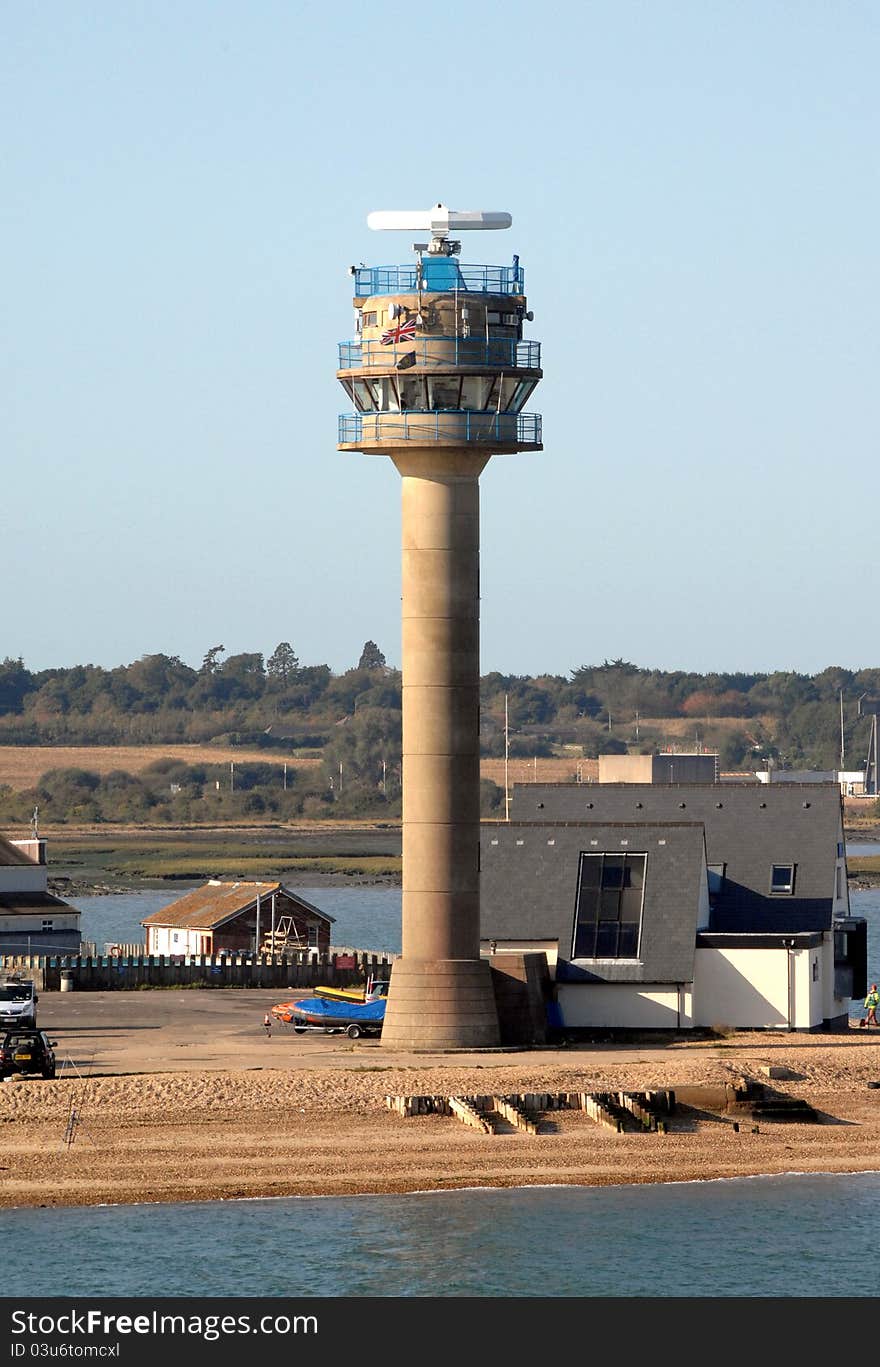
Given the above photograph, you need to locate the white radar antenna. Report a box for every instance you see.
[367,202,512,257]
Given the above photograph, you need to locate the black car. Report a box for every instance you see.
[0,1029,57,1079]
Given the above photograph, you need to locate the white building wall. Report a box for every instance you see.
[147,926,170,955]
[146,926,212,955]
[556,983,691,1030]
[0,865,47,893]
[0,912,79,934]
[692,944,837,1029]
[808,946,825,1024]
[693,947,788,1027]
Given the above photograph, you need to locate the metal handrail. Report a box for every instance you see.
[338,338,541,371]
[352,263,524,297]
[338,411,542,445]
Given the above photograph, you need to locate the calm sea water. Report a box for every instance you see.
[1,1175,879,1297]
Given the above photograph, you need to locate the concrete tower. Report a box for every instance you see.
[337,205,542,1049]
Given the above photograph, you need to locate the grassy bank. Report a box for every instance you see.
[42,824,401,889]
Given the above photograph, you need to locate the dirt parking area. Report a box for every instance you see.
[38,987,697,1076]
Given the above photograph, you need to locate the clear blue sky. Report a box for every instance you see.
[3,1,877,679]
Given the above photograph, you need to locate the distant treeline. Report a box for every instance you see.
[0,648,878,806]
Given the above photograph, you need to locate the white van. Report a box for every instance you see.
[0,978,37,1029]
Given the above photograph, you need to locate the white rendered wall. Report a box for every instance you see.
[0,865,47,893]
[555,943,842,1030]
[692,946,834,1029]
[556,983,691,1030]
[0,911,79,933]
[146,926,209,955]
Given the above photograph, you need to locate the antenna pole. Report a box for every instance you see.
[840,689,845,770]
[504,694,510,822]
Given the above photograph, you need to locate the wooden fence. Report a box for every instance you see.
[0,949,395,992]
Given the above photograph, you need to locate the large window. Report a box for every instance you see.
[572,852,646,960]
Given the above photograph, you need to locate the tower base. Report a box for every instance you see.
[381,958,501,1050]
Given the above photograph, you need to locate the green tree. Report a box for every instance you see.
[322,707,402,791]
[219,653,266,700]
[267,642,300,684]
[357,640,387,671]
[200,645,225,674]
[0,658,34,714]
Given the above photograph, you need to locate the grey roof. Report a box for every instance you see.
[480,820,707,984]
[0,892,77,917]
[505,781,843,933]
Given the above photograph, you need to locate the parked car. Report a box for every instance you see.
[0,1029,57,1080]
[0,977,38,1029]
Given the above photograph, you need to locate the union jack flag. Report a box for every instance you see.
[380,315,417,345]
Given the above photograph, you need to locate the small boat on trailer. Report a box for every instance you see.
[272,990,386,1038]
[313,975,389,1005]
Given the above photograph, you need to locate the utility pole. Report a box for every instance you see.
[283,762,288,792]
[840,690,845,770]
[504,694,510,821]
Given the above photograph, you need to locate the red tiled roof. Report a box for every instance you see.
[141,881,334,931]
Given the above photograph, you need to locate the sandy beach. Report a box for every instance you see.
[4,990,880,1209]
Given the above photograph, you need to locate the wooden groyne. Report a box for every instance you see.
[384,1089,675,1135]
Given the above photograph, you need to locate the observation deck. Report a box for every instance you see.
[338,337,540,370]
[338,253,541,455]
[352,260,523,298]
[338,411,542,449]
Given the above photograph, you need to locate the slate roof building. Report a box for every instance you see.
[480,782,865,1032]
[142,881,334,957]
[0,834,81,954]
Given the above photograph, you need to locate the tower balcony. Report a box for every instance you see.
[352,261,524,298]
[338,337,541,372]
[338,410,542,451]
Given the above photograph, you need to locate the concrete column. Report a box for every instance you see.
[381,448,500,1049]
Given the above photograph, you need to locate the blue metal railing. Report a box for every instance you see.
[338,412,542,445]
[352,262,524,297]
[338,338,541,371]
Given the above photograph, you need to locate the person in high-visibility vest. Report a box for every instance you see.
[862,985,879,1028]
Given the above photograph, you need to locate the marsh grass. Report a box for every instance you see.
[113,853,401,878]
